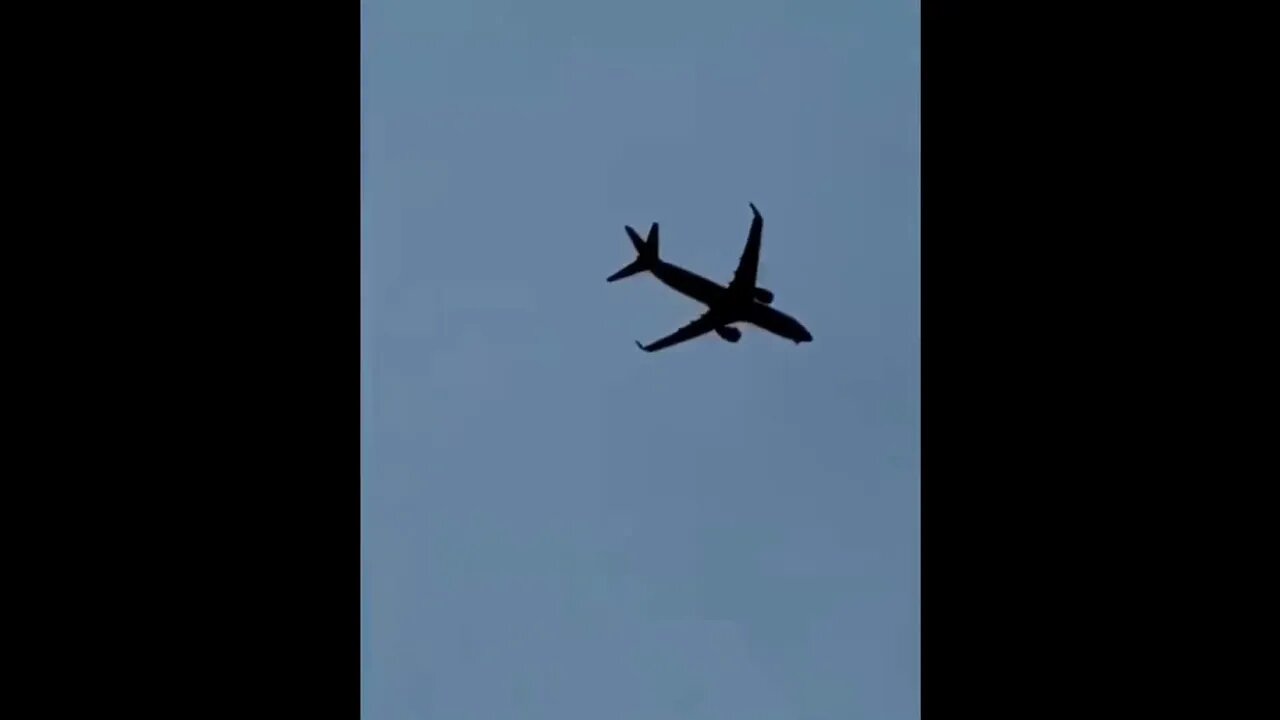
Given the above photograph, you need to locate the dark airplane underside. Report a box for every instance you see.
[607,203,812,353]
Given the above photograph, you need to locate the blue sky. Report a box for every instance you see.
[362,1,918,716]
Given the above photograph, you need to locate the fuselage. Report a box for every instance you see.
[651,260,725,306]
[651,260,812,344]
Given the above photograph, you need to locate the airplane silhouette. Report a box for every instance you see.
[607,203,813,353]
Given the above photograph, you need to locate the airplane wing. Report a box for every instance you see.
[635,311,722,353]
[728,203,763,293]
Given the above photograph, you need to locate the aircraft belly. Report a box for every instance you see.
[654,266,723,306]
[745,304,794,335]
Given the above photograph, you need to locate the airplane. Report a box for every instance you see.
[607,202,813,353]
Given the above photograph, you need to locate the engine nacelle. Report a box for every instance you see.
[715,326,742,343]
[754,287,774,304]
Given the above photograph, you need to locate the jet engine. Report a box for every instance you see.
[754,287,774,304]
[715,326,742,342]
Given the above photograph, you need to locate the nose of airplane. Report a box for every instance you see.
[796,326,813,343]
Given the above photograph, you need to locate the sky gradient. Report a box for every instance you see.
[362,1,919,716]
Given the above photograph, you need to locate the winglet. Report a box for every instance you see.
[634,341,650,352]
[749,202,760,217]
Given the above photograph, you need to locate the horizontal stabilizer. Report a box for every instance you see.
[609,222,660,282]
[608,259,647,282]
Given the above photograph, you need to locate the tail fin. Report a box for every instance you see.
[607,222,660,282]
